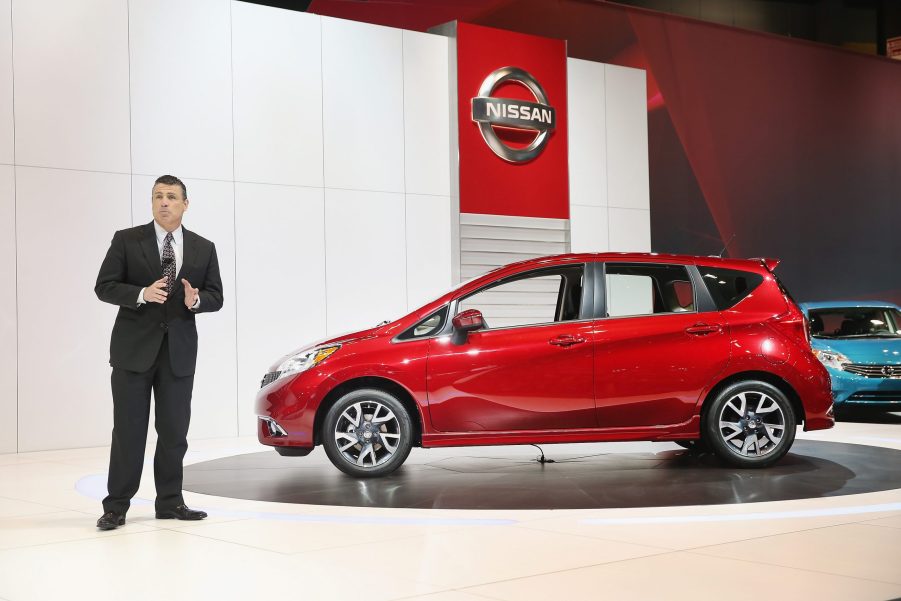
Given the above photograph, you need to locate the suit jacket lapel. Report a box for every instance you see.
[179,226,195,281]
[140,222,162,278]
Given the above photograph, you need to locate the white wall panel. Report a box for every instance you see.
[232,3,323,187]
[322,18,404,193]
[129,0,233,181]
[0,0,13,165]
[567,58,607,208]
[16,167,131,451]
[2,0,649,454]
[570,205,609,253]
[406,194,452,310]
[132,176,237,439]
[235,183,326,436]
[608,208,651,252]
[0,166,15,452]
[325,189,406,334]
[605,64,649,210]
[403,31,450,197]
[12,0,130,173]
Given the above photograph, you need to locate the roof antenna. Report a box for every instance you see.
[717,234,736,258]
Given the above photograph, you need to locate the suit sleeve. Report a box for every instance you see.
[95,231,143,309]
[194,242,223,314]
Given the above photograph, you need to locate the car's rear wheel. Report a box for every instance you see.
[322,389,413,478]
[704,380,796,468]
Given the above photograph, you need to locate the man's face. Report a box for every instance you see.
[151,183,188,231]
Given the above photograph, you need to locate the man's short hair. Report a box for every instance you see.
[154,175,187,200]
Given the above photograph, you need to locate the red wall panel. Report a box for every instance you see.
[457,22,569,219]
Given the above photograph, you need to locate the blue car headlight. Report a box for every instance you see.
[812,349,851,371]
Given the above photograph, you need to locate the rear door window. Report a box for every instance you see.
[604,263,695,317]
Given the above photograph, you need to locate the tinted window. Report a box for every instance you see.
[458,265,584,330]
[397,306,448,340]
[605,263,694,317]
[698,267,764,310]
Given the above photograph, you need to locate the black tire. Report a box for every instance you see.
[322,388,413,478]
[703,380,797,468]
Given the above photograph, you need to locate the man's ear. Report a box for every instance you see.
[183,198,189,210]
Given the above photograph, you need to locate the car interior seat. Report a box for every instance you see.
[557,279,582,321]
[809,314,824,336]
[838,318,865,336]
[664,280,694,312]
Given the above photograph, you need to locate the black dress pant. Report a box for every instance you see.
[103,335,194,514]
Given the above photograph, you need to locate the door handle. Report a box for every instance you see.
[549,334,587,347]
[685,323,722,336]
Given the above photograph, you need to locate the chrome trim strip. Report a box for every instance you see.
[259,417,287,437]
[845,364,901,378]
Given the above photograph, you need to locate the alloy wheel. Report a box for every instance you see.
[717,390,786,457]
[333,400,402,469]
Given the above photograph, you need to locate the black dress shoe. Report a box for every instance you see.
[155,504,207,520]
[96,511,125,530]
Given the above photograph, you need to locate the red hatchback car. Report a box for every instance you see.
[255,253,834,477]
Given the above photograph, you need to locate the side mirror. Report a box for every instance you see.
[451,309,484,344]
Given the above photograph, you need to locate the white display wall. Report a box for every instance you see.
[567,58,651,254]
[0,0,648,453]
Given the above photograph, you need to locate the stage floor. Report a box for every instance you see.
[184,440,901,510]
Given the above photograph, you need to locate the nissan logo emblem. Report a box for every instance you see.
[471,66,556,163]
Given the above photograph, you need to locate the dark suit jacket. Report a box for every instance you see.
[95,222,224,377]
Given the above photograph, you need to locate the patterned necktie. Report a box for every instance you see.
[161,232,176,300]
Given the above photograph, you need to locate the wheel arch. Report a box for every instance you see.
[313,376,424,447]
[700,370,806,428]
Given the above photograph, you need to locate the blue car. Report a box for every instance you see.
[800,302,901,411]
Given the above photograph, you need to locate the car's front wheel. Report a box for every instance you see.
[704,380,797,468]
[322,389,413,478]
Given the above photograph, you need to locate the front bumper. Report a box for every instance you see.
[827,367,901,409]
[254,372,331,451]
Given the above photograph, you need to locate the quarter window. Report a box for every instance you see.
[397,306,448,340]
[698,267,764,311]
[605,263,695,317]
[457,265,584,330]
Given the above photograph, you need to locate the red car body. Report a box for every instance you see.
[255,253,833,466]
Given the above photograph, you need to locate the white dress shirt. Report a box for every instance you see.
[137,222,199,309]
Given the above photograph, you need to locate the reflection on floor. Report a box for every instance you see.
[0,416,900,600]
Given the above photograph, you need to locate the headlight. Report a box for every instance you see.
[812,349,851,370]
[264,345,340,386]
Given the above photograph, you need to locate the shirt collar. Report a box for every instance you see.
[153,221,183,246]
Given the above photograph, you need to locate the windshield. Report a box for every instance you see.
[809,307,901,338]
[431,271,500,303]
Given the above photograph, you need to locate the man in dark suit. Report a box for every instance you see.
[94,174,223,530]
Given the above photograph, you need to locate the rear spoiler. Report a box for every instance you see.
[752,257,781,272]
[754,257,800,307]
